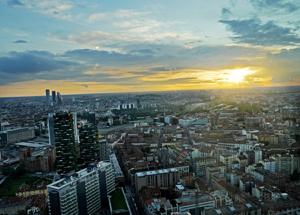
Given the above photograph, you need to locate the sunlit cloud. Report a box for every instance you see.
[140,67,258,85]
[222,68,255,83]
[1,0,300,97]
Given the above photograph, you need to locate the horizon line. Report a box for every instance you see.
[1,84,300,99]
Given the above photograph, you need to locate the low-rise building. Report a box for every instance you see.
[0,127,35,146]
[135,167,181,191]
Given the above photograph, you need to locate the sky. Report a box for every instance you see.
[0,0,300,97]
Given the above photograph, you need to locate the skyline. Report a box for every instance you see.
[1,0,300,97]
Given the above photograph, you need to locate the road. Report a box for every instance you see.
[111,133,126,148]
[124,185,139,215]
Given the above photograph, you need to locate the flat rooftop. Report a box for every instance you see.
[136,167,178,177]
[176,193,214,206]
[15,142,47,148]
[48,161,110,190]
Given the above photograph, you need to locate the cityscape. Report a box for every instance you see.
[0,88,300,214]
[1,0,300,215]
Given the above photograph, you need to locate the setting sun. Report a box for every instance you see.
[224,68,255,83]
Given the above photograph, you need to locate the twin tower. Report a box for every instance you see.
[48,111,107,174]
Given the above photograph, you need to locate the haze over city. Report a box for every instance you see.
[1,0,300,97]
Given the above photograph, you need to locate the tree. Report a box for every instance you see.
[291,170,300,181]
[13,163,26,177]
[2,166,15,176]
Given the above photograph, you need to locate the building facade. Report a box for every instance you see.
[0,127,35,147]
[135,167,183,191]
[79,123,99,168]
[47,161,115,215]
[51,112,77,174]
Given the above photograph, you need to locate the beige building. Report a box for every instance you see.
[135,167,181,191]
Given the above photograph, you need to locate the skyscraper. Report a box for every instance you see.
[73,112,79,144]
[97,161,115,206]
[57,92,63,105]
[52,112,77,174]
[48,113,55,145]
[99,139,109,161]
[78,123,99,168]
[52,90,56,103]
[45,89,50,104]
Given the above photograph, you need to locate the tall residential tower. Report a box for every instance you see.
[45,89,50,104]
[78,123,99,168]
[51,112,77,174]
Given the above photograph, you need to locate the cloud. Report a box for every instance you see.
[250,0,299,13]
[67,29,199,48]
[115,18,162,34]
[0,51,77,83]
[0,45,297,89]
[13,40,27,43]
[88,13,107,22]
[148,66,182,72]
[129,49,155,55]
[221,8,232,19]
[220,18,300,46]
[263,48,300,82]
[67,8,201,47]
[6,0,74,20]
[0,51,72,74]
[6,0,24,6]
[63,44,264,70]
[139,67,257,86]
[64,49,155,67]
[88,9,149,22]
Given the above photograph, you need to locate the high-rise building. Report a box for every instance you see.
[47,161,115,215]
[97,161,115,205]
[137,98,141,109]
[99,139,109,161]
[254,146,262,164]
[79,123,99,168]
[45,89,50,104]
[48,113,55,145]
[52,90,56,103]
[52,112,77,174]
[73,112,79,144]
[57,92,63,105]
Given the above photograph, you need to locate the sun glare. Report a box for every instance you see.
[224,68,255,83]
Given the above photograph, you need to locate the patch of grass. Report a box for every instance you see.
[111,188,127,210]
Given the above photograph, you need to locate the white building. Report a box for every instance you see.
[275,154,300,175]
[97,161,115,196]
[261,158,276,173]
[47,161,115,215]
[254,146,262,164]
[135,166,189,191]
